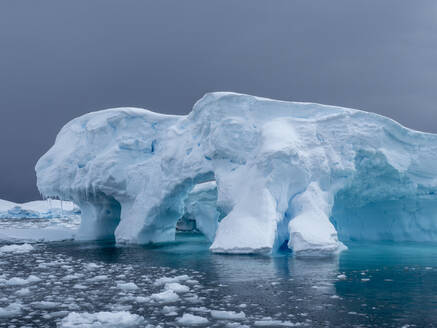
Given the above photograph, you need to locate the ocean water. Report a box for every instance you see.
[1,232,437,327]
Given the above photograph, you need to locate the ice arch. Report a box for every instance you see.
[180,181,221,242]
[330,150,437,242]
[36,92,437,256]
[76,192,121,241]
[133,172,216,244]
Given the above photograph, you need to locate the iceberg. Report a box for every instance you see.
[35,92,437,256]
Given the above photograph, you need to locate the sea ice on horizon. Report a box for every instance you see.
[0,199,80,243]
[0,199,80,219]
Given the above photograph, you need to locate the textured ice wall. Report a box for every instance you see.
[35,92,437,256]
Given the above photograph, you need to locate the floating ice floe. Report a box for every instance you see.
[254,319,307,326]
[154,275,190,286]
[150,290,180,303]
[117,282,138,291]
[0,302,22,319]
[35,92,437,256]
[4,275,41,286]
[210,310,246,320]
[60,311,145,328]
[164,282,190,293]
[176,313,209,325]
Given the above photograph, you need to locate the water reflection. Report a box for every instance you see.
[42,233,437,327]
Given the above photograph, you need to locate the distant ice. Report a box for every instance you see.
[0,199,79,219]
[0,228,75,243]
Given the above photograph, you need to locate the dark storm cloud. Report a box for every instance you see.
[0,0,436,202]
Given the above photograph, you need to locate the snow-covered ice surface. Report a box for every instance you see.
[0,216,80,242]
[0,199,81,242]
[0,233,436,327]
[0,199,80,219]
[36,92,437,256]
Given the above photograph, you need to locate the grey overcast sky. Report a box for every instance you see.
[0,0,436,202]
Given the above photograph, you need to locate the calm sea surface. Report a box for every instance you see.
[1,232,437,327]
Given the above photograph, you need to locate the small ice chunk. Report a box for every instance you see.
[164,282,190,293]
[5,275,41,286]
[162,305,178,316]
[117,282,138,291]
[88,275,108,282]
[154,275,190,286]
[15,288,31,296]
[151,290,180,303]
[176,313,209,325]
[226,323,251,328]
[0,302,22,318]
[211,310,246,320]
[254,319,303,326]
[60,311,145,328]
[32,301,59,309]
[134,296,150,303]
[44,310,70,319]
[85,263,101,270]
[185,294,201,303]
[62,273,84,281]
[188,306,210,313]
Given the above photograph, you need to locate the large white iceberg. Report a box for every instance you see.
[35,92,437,256]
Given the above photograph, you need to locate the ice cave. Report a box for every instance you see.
[35,92,437,256]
